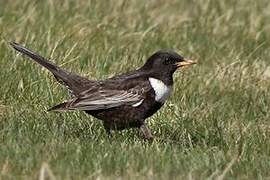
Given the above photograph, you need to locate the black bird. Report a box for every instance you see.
[10,42,196,139]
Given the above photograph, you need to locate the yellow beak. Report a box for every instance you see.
[175,59,197,67]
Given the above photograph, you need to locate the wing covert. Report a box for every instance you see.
[64,82,151,110]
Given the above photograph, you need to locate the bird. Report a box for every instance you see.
[10,42,196,140]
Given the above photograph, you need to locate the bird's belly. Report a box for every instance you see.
[85,100,163,130]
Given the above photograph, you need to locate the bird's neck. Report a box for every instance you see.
[147,71,174,86]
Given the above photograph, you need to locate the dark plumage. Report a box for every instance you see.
[10,42,196,139]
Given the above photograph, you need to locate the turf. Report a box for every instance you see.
[1,0,270,179]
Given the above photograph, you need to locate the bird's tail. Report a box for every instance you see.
[10,42,93,96]
[47,102,69,111]
[10,42,70,81]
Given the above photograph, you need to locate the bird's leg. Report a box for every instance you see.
[105,128,112,138]
[103,124,112,138]
[140,124,154,140]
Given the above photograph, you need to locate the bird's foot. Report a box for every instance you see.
[140,124,154,140]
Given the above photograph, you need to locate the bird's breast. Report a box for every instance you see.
[149,77,172,103]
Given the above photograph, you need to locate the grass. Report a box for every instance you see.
[1,0,270,179]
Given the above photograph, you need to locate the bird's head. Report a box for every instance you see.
[141,50,196,76]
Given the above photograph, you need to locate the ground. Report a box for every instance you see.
[0,0,270,179]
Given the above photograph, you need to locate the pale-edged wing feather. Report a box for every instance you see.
[65,83,150,111]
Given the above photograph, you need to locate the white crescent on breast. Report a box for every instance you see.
[149,77,172,103]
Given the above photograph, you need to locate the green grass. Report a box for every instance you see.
[1,0,270,179]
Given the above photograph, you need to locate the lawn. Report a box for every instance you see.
[1,0,270,179]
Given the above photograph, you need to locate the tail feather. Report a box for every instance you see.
[10,42,68,79]
[47,102,69,111]
[10,42,93,96]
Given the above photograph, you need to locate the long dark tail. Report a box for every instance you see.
[10,42,93,96]
[47,102,68,111]
[10,42,70,82]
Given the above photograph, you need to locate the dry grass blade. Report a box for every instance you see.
[39,163,56,180]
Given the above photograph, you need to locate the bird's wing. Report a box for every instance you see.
[61,82,151,111]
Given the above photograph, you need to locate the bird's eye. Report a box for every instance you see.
[164,58,170,65]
